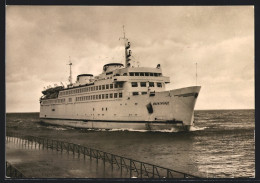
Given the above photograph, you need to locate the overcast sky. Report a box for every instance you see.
[6,6,254,112]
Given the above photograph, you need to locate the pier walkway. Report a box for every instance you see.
[6,133,200,178]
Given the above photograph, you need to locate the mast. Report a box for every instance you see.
[120,25,132,68]
[68,56,73,86]
[195,62,197,86]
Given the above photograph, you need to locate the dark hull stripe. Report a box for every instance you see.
[40,118,183,125]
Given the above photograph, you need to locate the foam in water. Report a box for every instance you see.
[189,126,208,131]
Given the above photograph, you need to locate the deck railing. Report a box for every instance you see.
[6,132,200,178]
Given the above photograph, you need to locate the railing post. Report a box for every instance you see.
[83,147,85,159]
[140,162,142,178]
[130,159,132,178]
[111,154,113,170]
[120,157,122,176]
[152,165,155,178]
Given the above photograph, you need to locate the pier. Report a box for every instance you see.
[6,132,200,179]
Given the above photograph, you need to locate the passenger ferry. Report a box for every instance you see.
[39,32,201,131]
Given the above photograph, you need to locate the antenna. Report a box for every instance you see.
[195,62,198,86]
[67,56,73,85]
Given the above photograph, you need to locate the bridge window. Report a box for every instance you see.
[157,82,162,87]
[132,82,138,87]
[110,93,113,98]
[96,86,98,90]
[99,94,101,99]
[115,84,118,88]
[99,85,101,90]
[154,73,158,77]
[102,94,105,99]
[130,72,134,76]
[123,73,128,76]
[114,93,118,98]
[134,72,140,76]
[119,93,123,98]
[150,73,154,76]
[140,82,146,87]
[110,84,113,89]
[149,82,154,87]
[141,92,147,95]
[145,73,149,76]
[106,84,109,89]
[106,94,109,99]
[118,83,123,88]
[140,72,144,76]
[102,85,105,90]
[133,92,139,96]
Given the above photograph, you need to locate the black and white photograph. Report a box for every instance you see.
[5,5,254,179]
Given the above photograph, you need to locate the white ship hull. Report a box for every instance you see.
[40,86,201,131]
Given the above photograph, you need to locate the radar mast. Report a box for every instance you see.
[120,25,132,68]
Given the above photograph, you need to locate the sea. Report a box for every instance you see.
[6,109,255,178]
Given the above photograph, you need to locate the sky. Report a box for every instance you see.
[6,6,254,112]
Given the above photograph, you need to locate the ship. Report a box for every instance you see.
[39,32,201,131]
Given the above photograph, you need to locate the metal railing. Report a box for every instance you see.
[6,161,26,178]
[6,132,200,178]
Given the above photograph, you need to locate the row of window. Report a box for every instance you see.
[42,98,65,105]
[131,82,162,88]
[129,72,162,77]
[133,91,147,96]
[60,83,123,96]
[76,92,123,101]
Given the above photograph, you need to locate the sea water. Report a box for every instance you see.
[6,110,255,178]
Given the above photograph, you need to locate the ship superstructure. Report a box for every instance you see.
[40,32,201,131]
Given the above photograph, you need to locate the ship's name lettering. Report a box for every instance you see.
[153,102,169,105]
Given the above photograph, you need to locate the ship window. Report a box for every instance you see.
[99,94,101,99]
[157,82,162,87]
[150,73,154,76]
[154,73,158,77]
[149,82,154,87]
[119,93,123,98]
[140,82,146,87]
[99,85,101,90]
[131,82,138,87]
[140,72,144,76]
[110,84,113,89]
[115,84,118,88]
[102,85,105,90]
[114,93,118,98]
[134,72,140,76]
[110,93,113,98]
[133,92,139,96]
[130,72,134,76]
[118,83,123,88]
[106,84,109,89]
[102,94,105,99]
[145,73,149,76]
[106,94,109,99]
